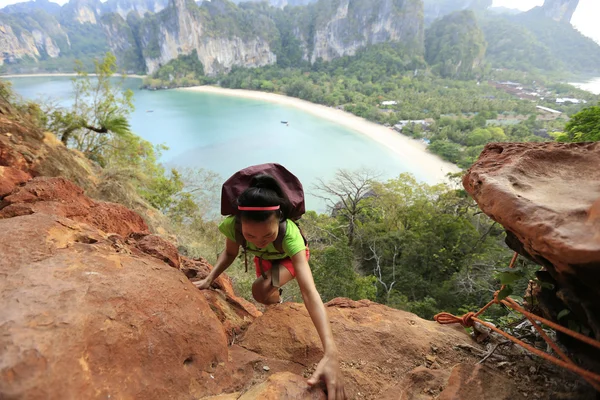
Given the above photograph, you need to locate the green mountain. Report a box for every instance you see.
[425,10,486,79]
[482,9,600,75]
[538,0,579,23]
[481,14,560,73]
[512,8,600,74]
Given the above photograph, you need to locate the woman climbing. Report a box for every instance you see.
[194,163,346,400]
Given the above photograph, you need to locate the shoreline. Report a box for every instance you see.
[570,77,600,95]
[1,73,146,79]
[180,85,461,182]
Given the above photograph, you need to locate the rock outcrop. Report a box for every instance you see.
[0,104,98,192]
[0,22,65,65]
[463,142,600,360]
[540,0,579,23]
[61,0,104,25]
[139,0,278,75]
[101,12,146,73]
[304,0,424,63]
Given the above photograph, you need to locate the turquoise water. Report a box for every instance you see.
[8,76,428,211]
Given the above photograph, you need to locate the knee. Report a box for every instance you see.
[252,278,270,304]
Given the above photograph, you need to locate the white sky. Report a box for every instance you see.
[0,0,598,43]
[492,0,600,43]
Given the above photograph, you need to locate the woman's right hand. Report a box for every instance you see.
[193,277,213,290]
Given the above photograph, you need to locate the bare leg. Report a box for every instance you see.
[252,266,295,305]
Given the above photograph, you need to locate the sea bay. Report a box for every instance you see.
[7,76,452,211]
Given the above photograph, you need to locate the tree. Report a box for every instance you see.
[313,169,380,246]
[428,140,462,163]
[466,128,492,146]
[310,241,377,302]
[46,52,134,166]
[557,104,600,142]
[348,173,511,316]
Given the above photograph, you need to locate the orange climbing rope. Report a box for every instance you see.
[434,252,600,391]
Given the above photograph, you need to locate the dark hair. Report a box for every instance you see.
[237,174,291,222]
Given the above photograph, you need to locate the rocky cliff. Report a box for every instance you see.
[0,0,424,76]
[0,10,68,65]
[139,0,424,75]
[302,0,424,63]
[101,13,146,73]
[60,0,104,25]
[540,0,579,23]
[139,0,278,75]
[0,24,42,65]
[463,142,600,368]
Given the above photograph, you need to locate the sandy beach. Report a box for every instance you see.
[570,77,600,95]
[1,73,146,79]
[181,86,461,182]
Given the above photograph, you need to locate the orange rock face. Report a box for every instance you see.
[0,166,31,197]
[463,142,600,346]
[464,142,600,268]
[1,177,149,237]
[0,213,229,399]
[241,299,478,397]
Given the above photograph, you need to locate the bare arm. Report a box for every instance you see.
[194,238,239,289]
[292,251,345,400]
[293,251,337,355]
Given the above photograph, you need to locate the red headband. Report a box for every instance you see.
[238,205,281,211]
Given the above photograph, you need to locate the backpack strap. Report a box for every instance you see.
[272,220,287,254]
[234,216,249,272]
[268,220,287,287]
[293,219,309,246]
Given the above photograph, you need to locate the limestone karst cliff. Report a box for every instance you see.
[303,0,424,63]
[540,0,579,23]
[0,0,425,75]
[138,0,278,75]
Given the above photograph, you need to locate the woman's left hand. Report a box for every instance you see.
[307,353,346,400]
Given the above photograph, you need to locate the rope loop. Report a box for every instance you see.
[493,290,501,304]
[434,252,600,391]
[434,311,475,328]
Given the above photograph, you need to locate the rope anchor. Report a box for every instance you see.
[434,252,600,391]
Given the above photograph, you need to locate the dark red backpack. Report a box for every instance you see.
[221,163,307,278]
[221,163,305,218]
